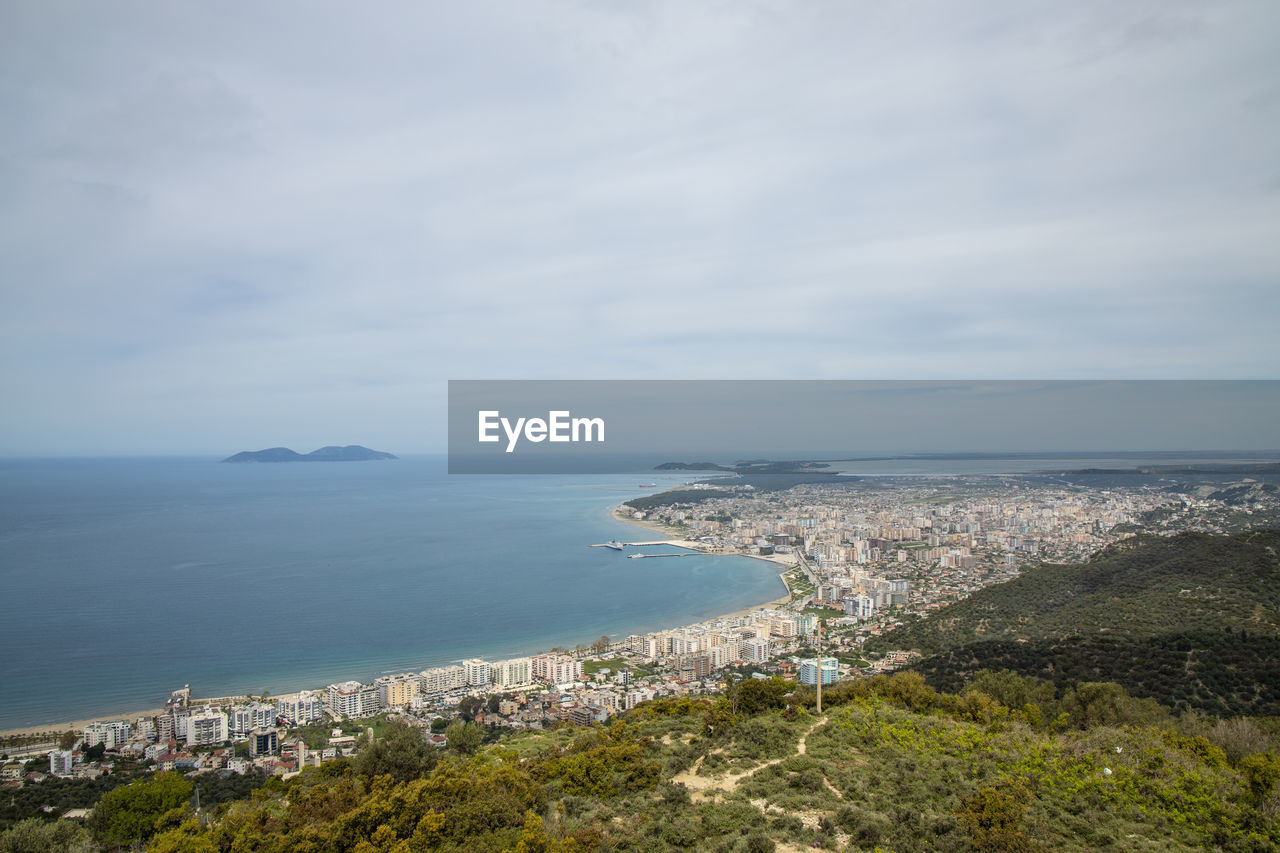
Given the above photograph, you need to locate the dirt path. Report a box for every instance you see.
[671,715,828,801]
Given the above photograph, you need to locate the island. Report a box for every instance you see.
[222,445,398,463]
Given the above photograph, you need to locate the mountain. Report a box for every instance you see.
[870,530,1280,714]
[222,445,398,463]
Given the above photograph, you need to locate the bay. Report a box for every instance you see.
[0,457,779,730]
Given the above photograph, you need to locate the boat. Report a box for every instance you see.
[638,483,657,488]
[628,554,644,559]
[604,540,624,551]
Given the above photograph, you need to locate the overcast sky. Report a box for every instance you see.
[2,1,1278,455]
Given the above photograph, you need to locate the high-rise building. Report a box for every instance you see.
[49,750,74,775]
[229,702,276,737]
[326,681,378,718]
[741,638,771,662]
[134,717,157,743]
[532,654,583,684]
[277,691,324,725]
[491,657,533,688]
[376,674,420,708]
[798,658,838,686]
[463,659,492,687]
[419,665,467,696]
[249,728,279,757]
[186,709,228,746]
[83,720,131,749]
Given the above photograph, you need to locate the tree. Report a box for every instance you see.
[486,695,501,715]
[457,696,484,722]
[0,817,92,853]
[591,635,611,654]
[728,677,791,715]
[354,719,438,783]
[57,731,77,751]
[88,772,192,849]
[444,720,484,756]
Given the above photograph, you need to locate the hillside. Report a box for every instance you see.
[20,674,1278,852]
[870,530,1280,715]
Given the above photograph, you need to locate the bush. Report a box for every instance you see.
[743,833,776,852]
[1210,717,1271,764]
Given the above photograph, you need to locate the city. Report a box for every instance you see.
[8,469,1274,789]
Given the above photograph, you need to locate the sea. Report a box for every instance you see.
[1,451,1275,730]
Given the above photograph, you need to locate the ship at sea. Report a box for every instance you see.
[604,540,624,551]
[638,483,657,488]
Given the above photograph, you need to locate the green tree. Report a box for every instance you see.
[445,720,484,756]
[457,696,483,722]
[87,771,192,849]
[354,719,439,783]
[0,817,93,853]
[728,677,791,715]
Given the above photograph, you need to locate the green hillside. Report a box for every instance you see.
[17,674,1278,852]
[869,530,1280,715]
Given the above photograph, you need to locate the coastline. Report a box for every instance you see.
[608,504,796,616]
[1,502,797,740]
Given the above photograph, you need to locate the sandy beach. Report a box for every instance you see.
[1,708,169,740]
[1,506,799,740]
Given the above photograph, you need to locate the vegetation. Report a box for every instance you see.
[5,670,1278,851]
[353,720,438,783]
[870,530,1280,715]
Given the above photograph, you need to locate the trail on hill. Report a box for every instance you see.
[671,715,828,802]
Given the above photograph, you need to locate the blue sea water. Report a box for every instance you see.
[0,458,781,730]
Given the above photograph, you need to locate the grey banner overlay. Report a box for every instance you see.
[447,380,1280,474]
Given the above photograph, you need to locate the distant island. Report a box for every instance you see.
[653,461,734,471]
[222,445,398,463]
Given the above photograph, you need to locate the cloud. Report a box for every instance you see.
[1,0,1278,453]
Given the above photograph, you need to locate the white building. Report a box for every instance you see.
[532,654,583,684]
[624,688,655,710]
[491,657,533,688]
[134,717,157,743]
[229,702,277,737]
[276,691,325,726]
[741,637,771,662]
[420,665,467,696]
[49,750,74,776]
[83,720,131,750]
[376,674,420,708]
[186,709,228,747]
[326,681,379,718]
[843,593,876,620]
[463,659,492,687]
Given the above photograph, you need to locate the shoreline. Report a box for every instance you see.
[607,504,797,616]
[0,502,797,740]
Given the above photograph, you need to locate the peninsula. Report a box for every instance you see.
[222,445,398,463]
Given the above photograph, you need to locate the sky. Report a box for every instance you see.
[1,1,1278,455]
